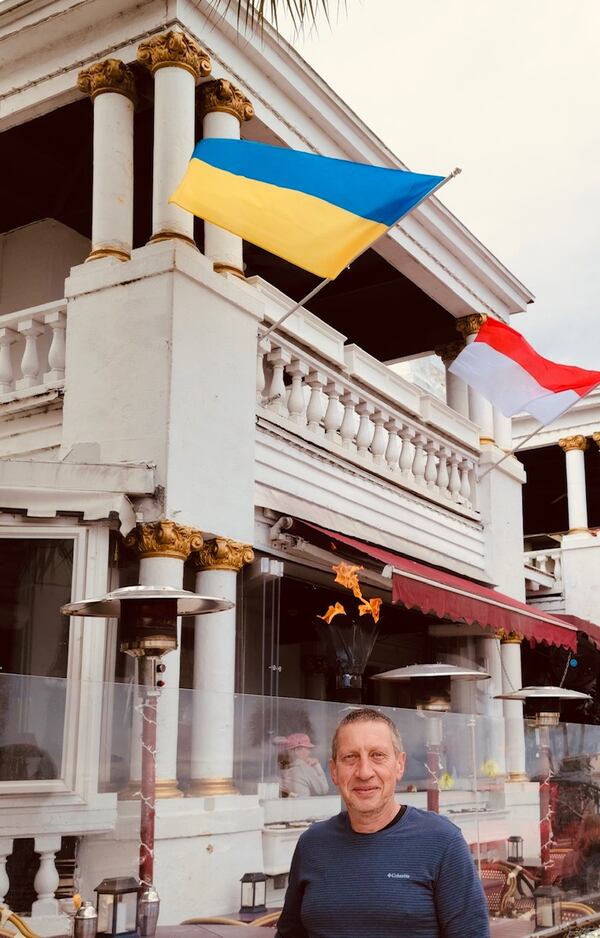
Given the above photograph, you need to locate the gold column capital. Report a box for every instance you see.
[592,431,600,449]
[77,58,137,102]
[194,536,254,572]
[434,340,465,367]
[498,630,524,645]
[456,313,487,339]
[125,520,204,560]
[558,434,588,453]
[137,30,211,81]
[198,79,254,123]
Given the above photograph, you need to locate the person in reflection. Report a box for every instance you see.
[560,814,600,895]
[279,734,330,798]
[276,708,489,938]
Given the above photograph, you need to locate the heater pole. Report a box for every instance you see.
[139,689,158,886]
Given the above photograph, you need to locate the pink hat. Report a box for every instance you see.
[285,733,315,751]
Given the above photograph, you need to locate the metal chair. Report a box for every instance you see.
[253,911,281,928]
[480,861,518,917]
[180,918,249,926]
[560,900,595,922]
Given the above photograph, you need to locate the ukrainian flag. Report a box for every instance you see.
[170,139,444,279]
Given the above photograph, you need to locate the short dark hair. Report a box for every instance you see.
[331,707,404,760]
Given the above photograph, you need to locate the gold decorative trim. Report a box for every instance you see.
[137,31,211,82]
[456,313,487,338]
[77,59,137,102]
[593,431,600,449]
[186,777,239,796]
[155,778,184,799]
[479,436,495,445]
[195,537,254,572]
[86,247,131,263]
[558,434,588,453]
[507,772,529,782]
[149,230,197,249]
[567,526,591,535]
[213,262,245,279]
[498,630,524,645]
[118,780,142,801]
[199,79,254,123]
[125,520,204,560]
[434,340,465,367]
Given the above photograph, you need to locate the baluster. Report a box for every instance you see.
[323,381,343,443]
[0,327,18,394]
[306,371,326,434]
[449,453,461,501]
[384,418,401,471]
[399,426,415,479]
[32,834,61,916]
[538,553,549,575]
[553,554,562,583]
[43,309,67,384]
[16,319,45,390]
[424,440,438,489]
[412,434,427,486]
[286,359,309,424]
[370,410,387,465]
[355,401,374,457]
[256,338,271,402]
[0,837,11,905]
[459,458,472,504]
[339,391,358,450]
[437,447,450,497]
[266,347,291,416]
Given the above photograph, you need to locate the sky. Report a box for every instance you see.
[278,1,600,368]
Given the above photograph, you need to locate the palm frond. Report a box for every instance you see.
[204,0,339,33]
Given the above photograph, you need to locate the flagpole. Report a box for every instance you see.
[259,167,462,343]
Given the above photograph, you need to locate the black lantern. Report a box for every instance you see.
[534,885,562,931]
[95,877,141,936]
[507,835,524,865]
[239,872,267,915]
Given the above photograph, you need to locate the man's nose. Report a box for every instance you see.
[355,754,374,777]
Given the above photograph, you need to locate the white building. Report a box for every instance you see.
[1,0,597,929]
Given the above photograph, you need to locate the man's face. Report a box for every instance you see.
[329,720,405,822]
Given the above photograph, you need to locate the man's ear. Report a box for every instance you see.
[329,758,338,786]
[396,752,406,782]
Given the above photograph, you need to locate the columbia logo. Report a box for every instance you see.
[387,873,410,879]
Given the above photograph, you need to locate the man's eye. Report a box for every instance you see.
[372,752,385,761]
[342,755,357,764]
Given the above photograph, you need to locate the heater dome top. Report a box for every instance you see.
[372,662,490,682]
[61,585,234,618]
[495,685,591,701]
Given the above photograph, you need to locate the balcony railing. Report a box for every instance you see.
[0,299,66,406]
[524,548,563,596]
[254,280,480,518]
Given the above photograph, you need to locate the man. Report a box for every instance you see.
[276,707,490,938]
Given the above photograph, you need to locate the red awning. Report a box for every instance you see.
[555,614,600,650]
[308,525,578,650]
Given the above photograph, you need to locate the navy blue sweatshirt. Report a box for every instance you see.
[276,806,490,938]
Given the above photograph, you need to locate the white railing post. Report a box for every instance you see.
[0,837,11,905]
[323,381,343,443]
[398,425,415,480]
[412,433,427,486]
[355,400,374,456]
[286,359,309,424]
[339,391,358,450]
[437,447,450,497]
[43,310,67,384]
[449,453,461,501]
[424,440,439,490]
[306,371,326,433]
[266,347,291,416]
[16,319,45,390]
[0,327,18,393]
[32,834,61,916]
[370,410,387,465]
[256,338,271,402]
[384,417,401,471]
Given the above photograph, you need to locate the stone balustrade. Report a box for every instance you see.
[256,313,481,518]
[524,548,563,595]
[0,833,66,919]
[0,299,67,404]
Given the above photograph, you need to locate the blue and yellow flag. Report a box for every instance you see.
[170,139,444,278]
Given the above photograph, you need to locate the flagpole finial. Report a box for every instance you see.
[451,167,462,177]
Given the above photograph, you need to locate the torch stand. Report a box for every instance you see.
[138,660,160,886]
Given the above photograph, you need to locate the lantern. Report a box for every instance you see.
[534,885,562,930]
[507,835,524,865]
[95,877,141,937]
[239,872,267,915]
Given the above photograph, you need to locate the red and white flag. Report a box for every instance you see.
[449,317,600,425]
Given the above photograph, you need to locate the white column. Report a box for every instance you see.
[559,435,589,533]
[436,341,469,418]
[188,537,253,796]
[475,635,506,776]
[77,59,136,262]
[500,633,527,781]
[456,315,495,444]
[122,521,203,800]
[493,408,513,451]
[32,835,61,916]
[137,31,211,246]
[200,79,254,277]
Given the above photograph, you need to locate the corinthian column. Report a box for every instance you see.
[435,341,468,417]
[122,520,203,799]
[188,536,254,796]
[198,79,254,277]
[137,31,211,246]
[499,632,527,780]
[558,435,589,533]
[456,314,495,444]
[77,59,136,262]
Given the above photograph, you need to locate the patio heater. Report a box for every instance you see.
[495,686,591,888]
[372,663,490,814]
[62,586,233,890]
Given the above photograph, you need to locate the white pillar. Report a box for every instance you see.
[122,521,203,800]
[199,79,254,277]
[493,408,513,451]
[77,59,136,262]
[499,633,527,781]
[436,341,469,418]
[475,635,506,775]
[32,835,61,916]
[456,314,495,444]
[559,435,589,533]
[137,31,211,246]
[188,537,253,796]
